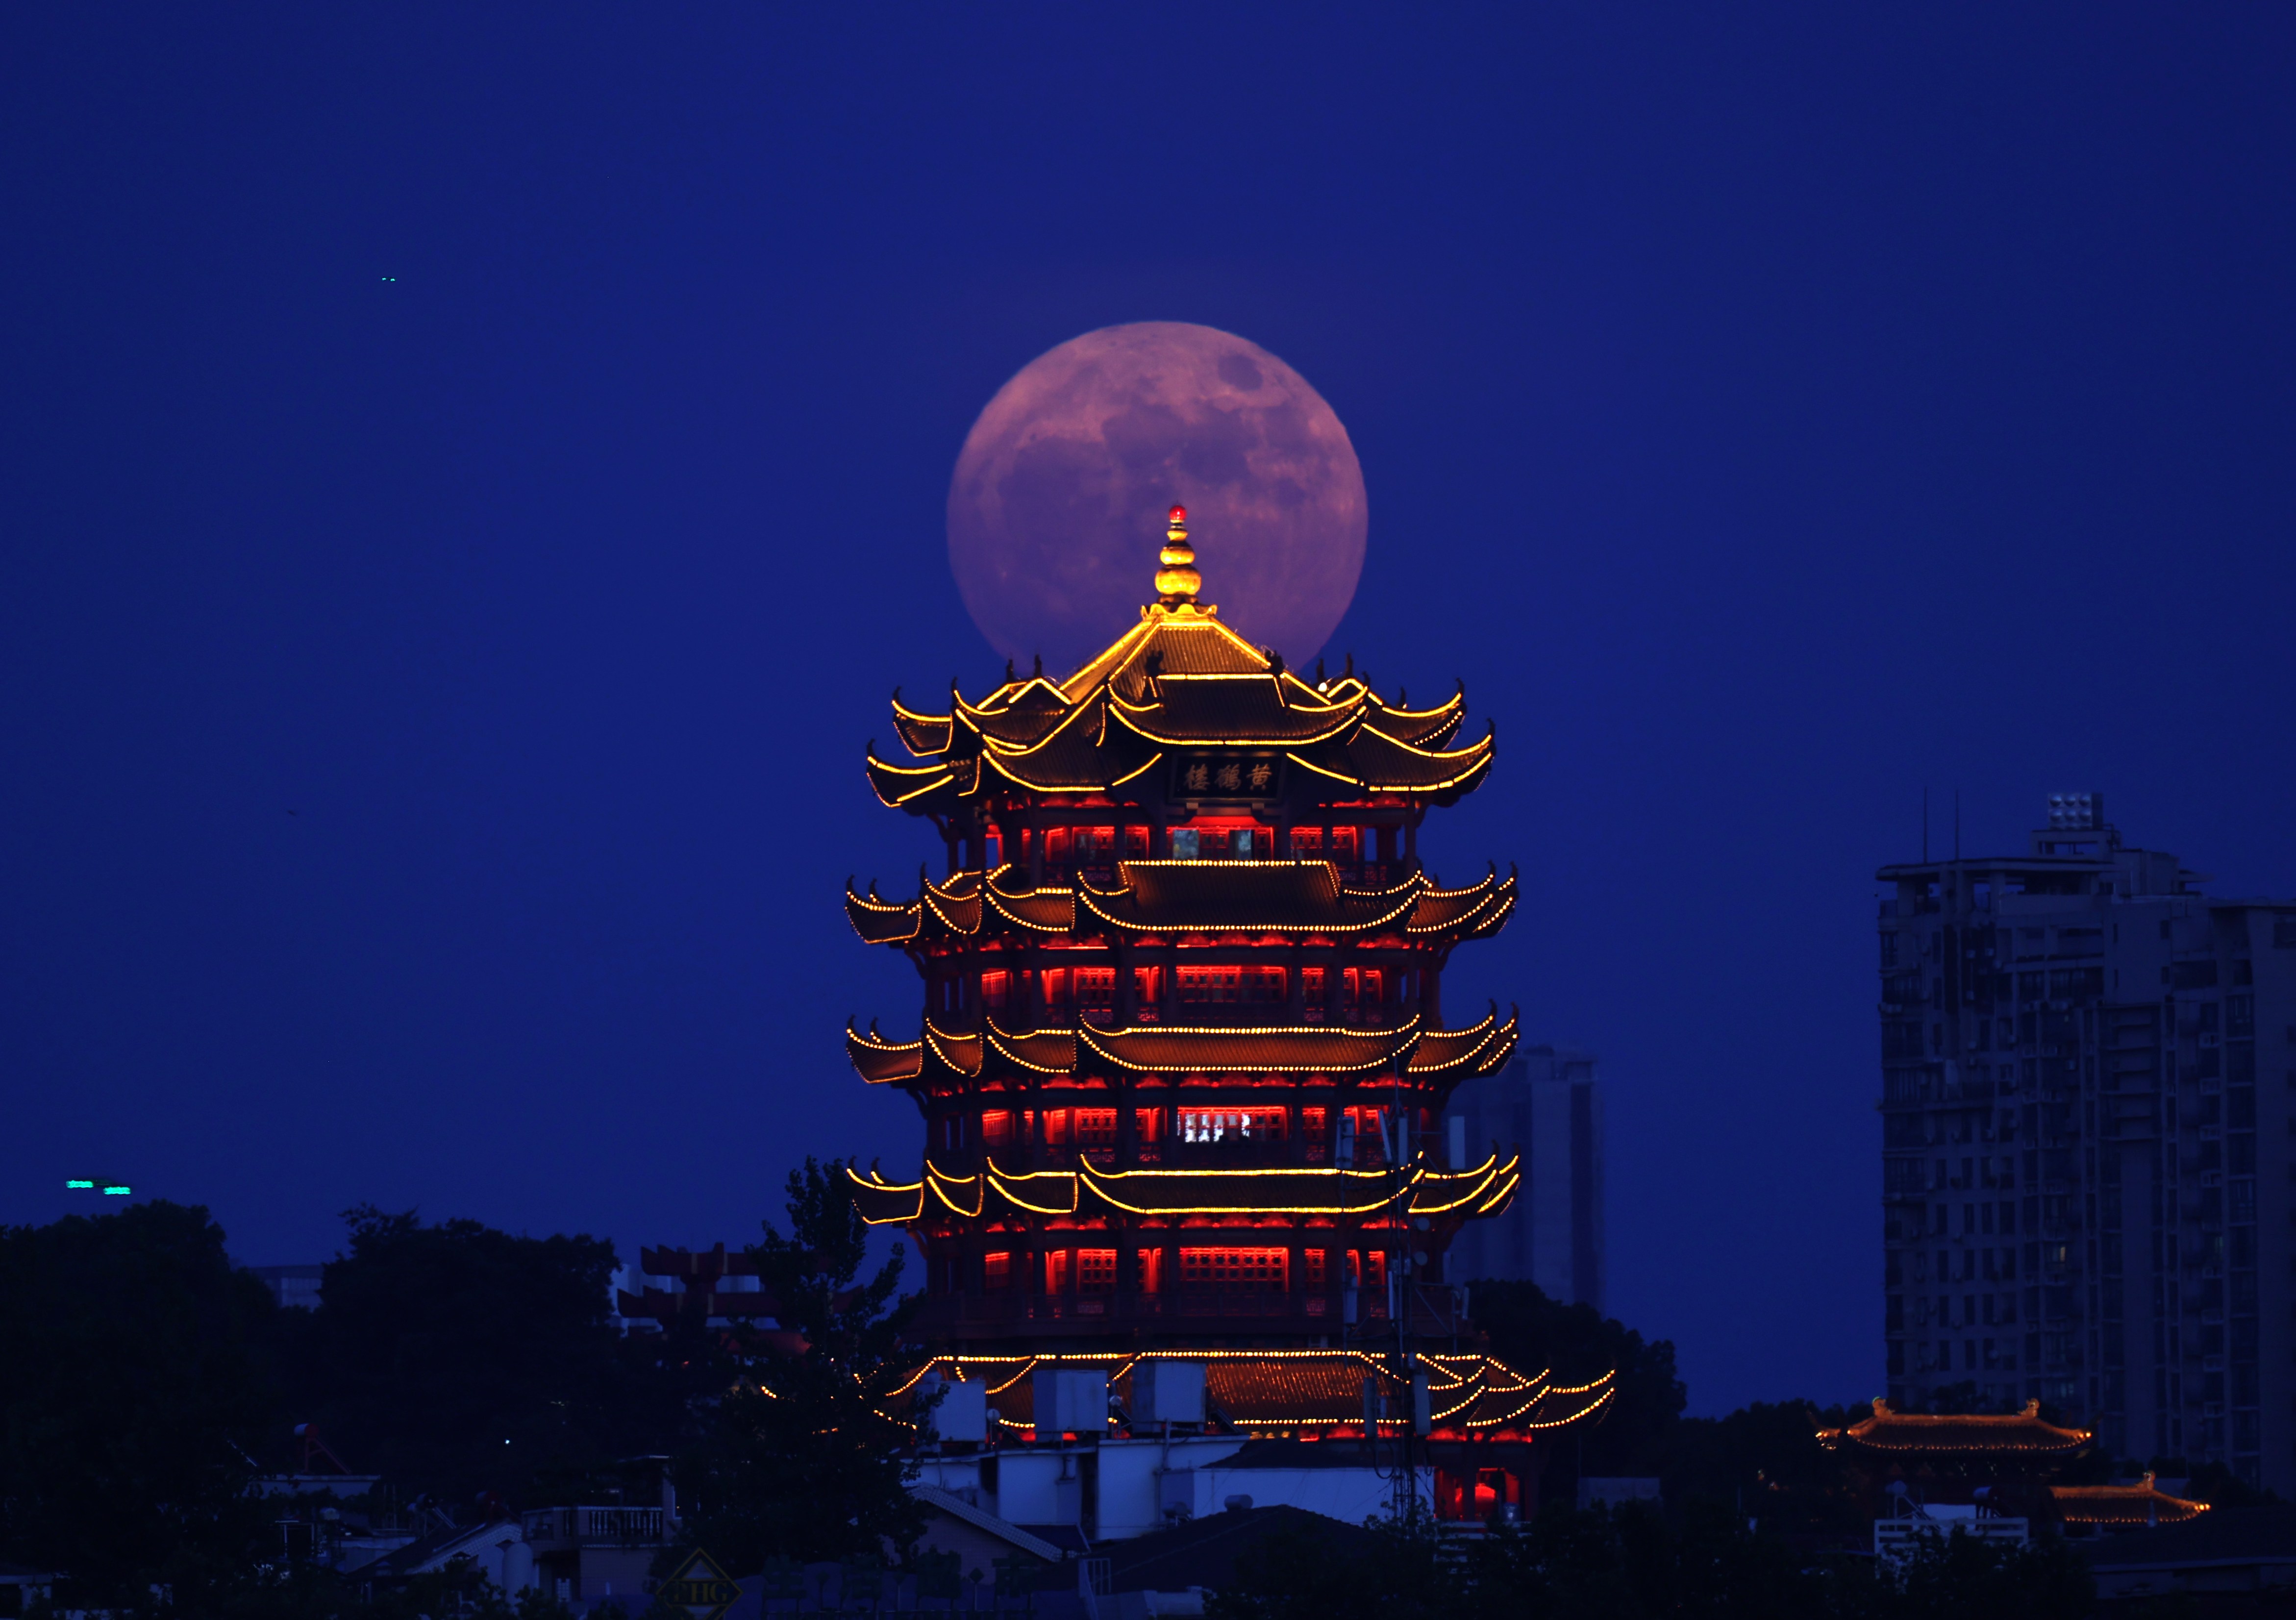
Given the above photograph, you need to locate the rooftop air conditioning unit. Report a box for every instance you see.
[1132,1360,1205,1425]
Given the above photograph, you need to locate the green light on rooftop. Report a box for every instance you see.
[66,1179,95,1189]
[101,1186,131,1196]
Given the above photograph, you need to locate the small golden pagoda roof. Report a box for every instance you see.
[2050,1474,2209,1527]
[845,862,1516,947]
[1818,1397,2093,1455]
[843,1007,1519,1087]
[846,1149,1521,1224]
[884,1349,1613,1442]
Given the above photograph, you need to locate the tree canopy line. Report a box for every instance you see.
[0,1168,2258,1617]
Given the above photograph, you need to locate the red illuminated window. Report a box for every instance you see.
[1330,827,1359,863]
[1125,826,1149,857]
[1043,1109,1069,1146]
[1077,1249,1118,1293]
[1289,827,1322,857]
[1342,968,1382,1010]
[1041,968,1069,1008]
[1047,828,1072,864]
[1344,1105,1389,1165]
[1134,965,1162,1009]
[1135,1248,1163,1295]
[1134,1107,1162,1144]
[1178,966,1286,1004]
[1346,1249,1387,1288]
[1182,1248,1288,1293]
[1178,966,1234,1003]
[984,1252,1012,1291]
[1306,1250,1328,1289]
[981,971,1010,1010]
[1044,1250,1069,1294]
[1074,1109,1117,1148]
[980,1111,1013,1148]
[1302,1107,1328,1143]
[1075,968,1116,1011]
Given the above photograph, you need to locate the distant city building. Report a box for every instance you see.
[1877,794,2296,1490]
[1439,1047,1604,1309]
[249,1263,324,1311]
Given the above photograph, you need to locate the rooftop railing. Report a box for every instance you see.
[521,1506,665,1547]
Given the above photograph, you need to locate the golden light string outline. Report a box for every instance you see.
[875,625,1493,802]
[1281,748,1493,798]
[868,1153,1516,1219]
[879,1351,1606,1436]
[973,685,1116,761]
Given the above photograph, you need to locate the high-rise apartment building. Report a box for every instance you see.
[1878,794,2296,1489]
[1441,1047,1605,1309]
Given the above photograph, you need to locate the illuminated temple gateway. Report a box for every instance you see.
[841,509,1612,1525]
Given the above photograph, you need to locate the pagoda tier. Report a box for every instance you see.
[850,1154,1520,1223]
[843,1009,1519,1089]
[866,653,1492,814]
[845,861,1515,948]
[848,508,1523,1351]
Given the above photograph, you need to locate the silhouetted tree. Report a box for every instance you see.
[0,1201,278,1610]
[1466,1280,1687,1485]
[293,1207,679,1508]
[1666,1399,1872,1544]
[669,1157,925,1572]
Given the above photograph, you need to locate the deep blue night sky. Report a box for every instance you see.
[6,7,2295,1413]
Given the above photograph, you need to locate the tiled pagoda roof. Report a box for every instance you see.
[849,1151,1519,1225]
[843,1008,1519,1087]
[866,603,1494,812]
[883,1349,1612,1442]
[845,862,1516,947]
[2050,1475,2209,1528]
[1817,1398,2093,1456]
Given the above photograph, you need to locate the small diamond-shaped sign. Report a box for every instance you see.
[657,1547,742,1620]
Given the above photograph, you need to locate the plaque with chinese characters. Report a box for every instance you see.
[1170,754,1283,803]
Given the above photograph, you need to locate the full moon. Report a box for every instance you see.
[948,323,1367,673]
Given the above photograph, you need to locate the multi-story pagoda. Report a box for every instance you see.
[846,507,1524,1351]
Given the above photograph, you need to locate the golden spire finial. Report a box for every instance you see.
[1154,504,1201,608]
